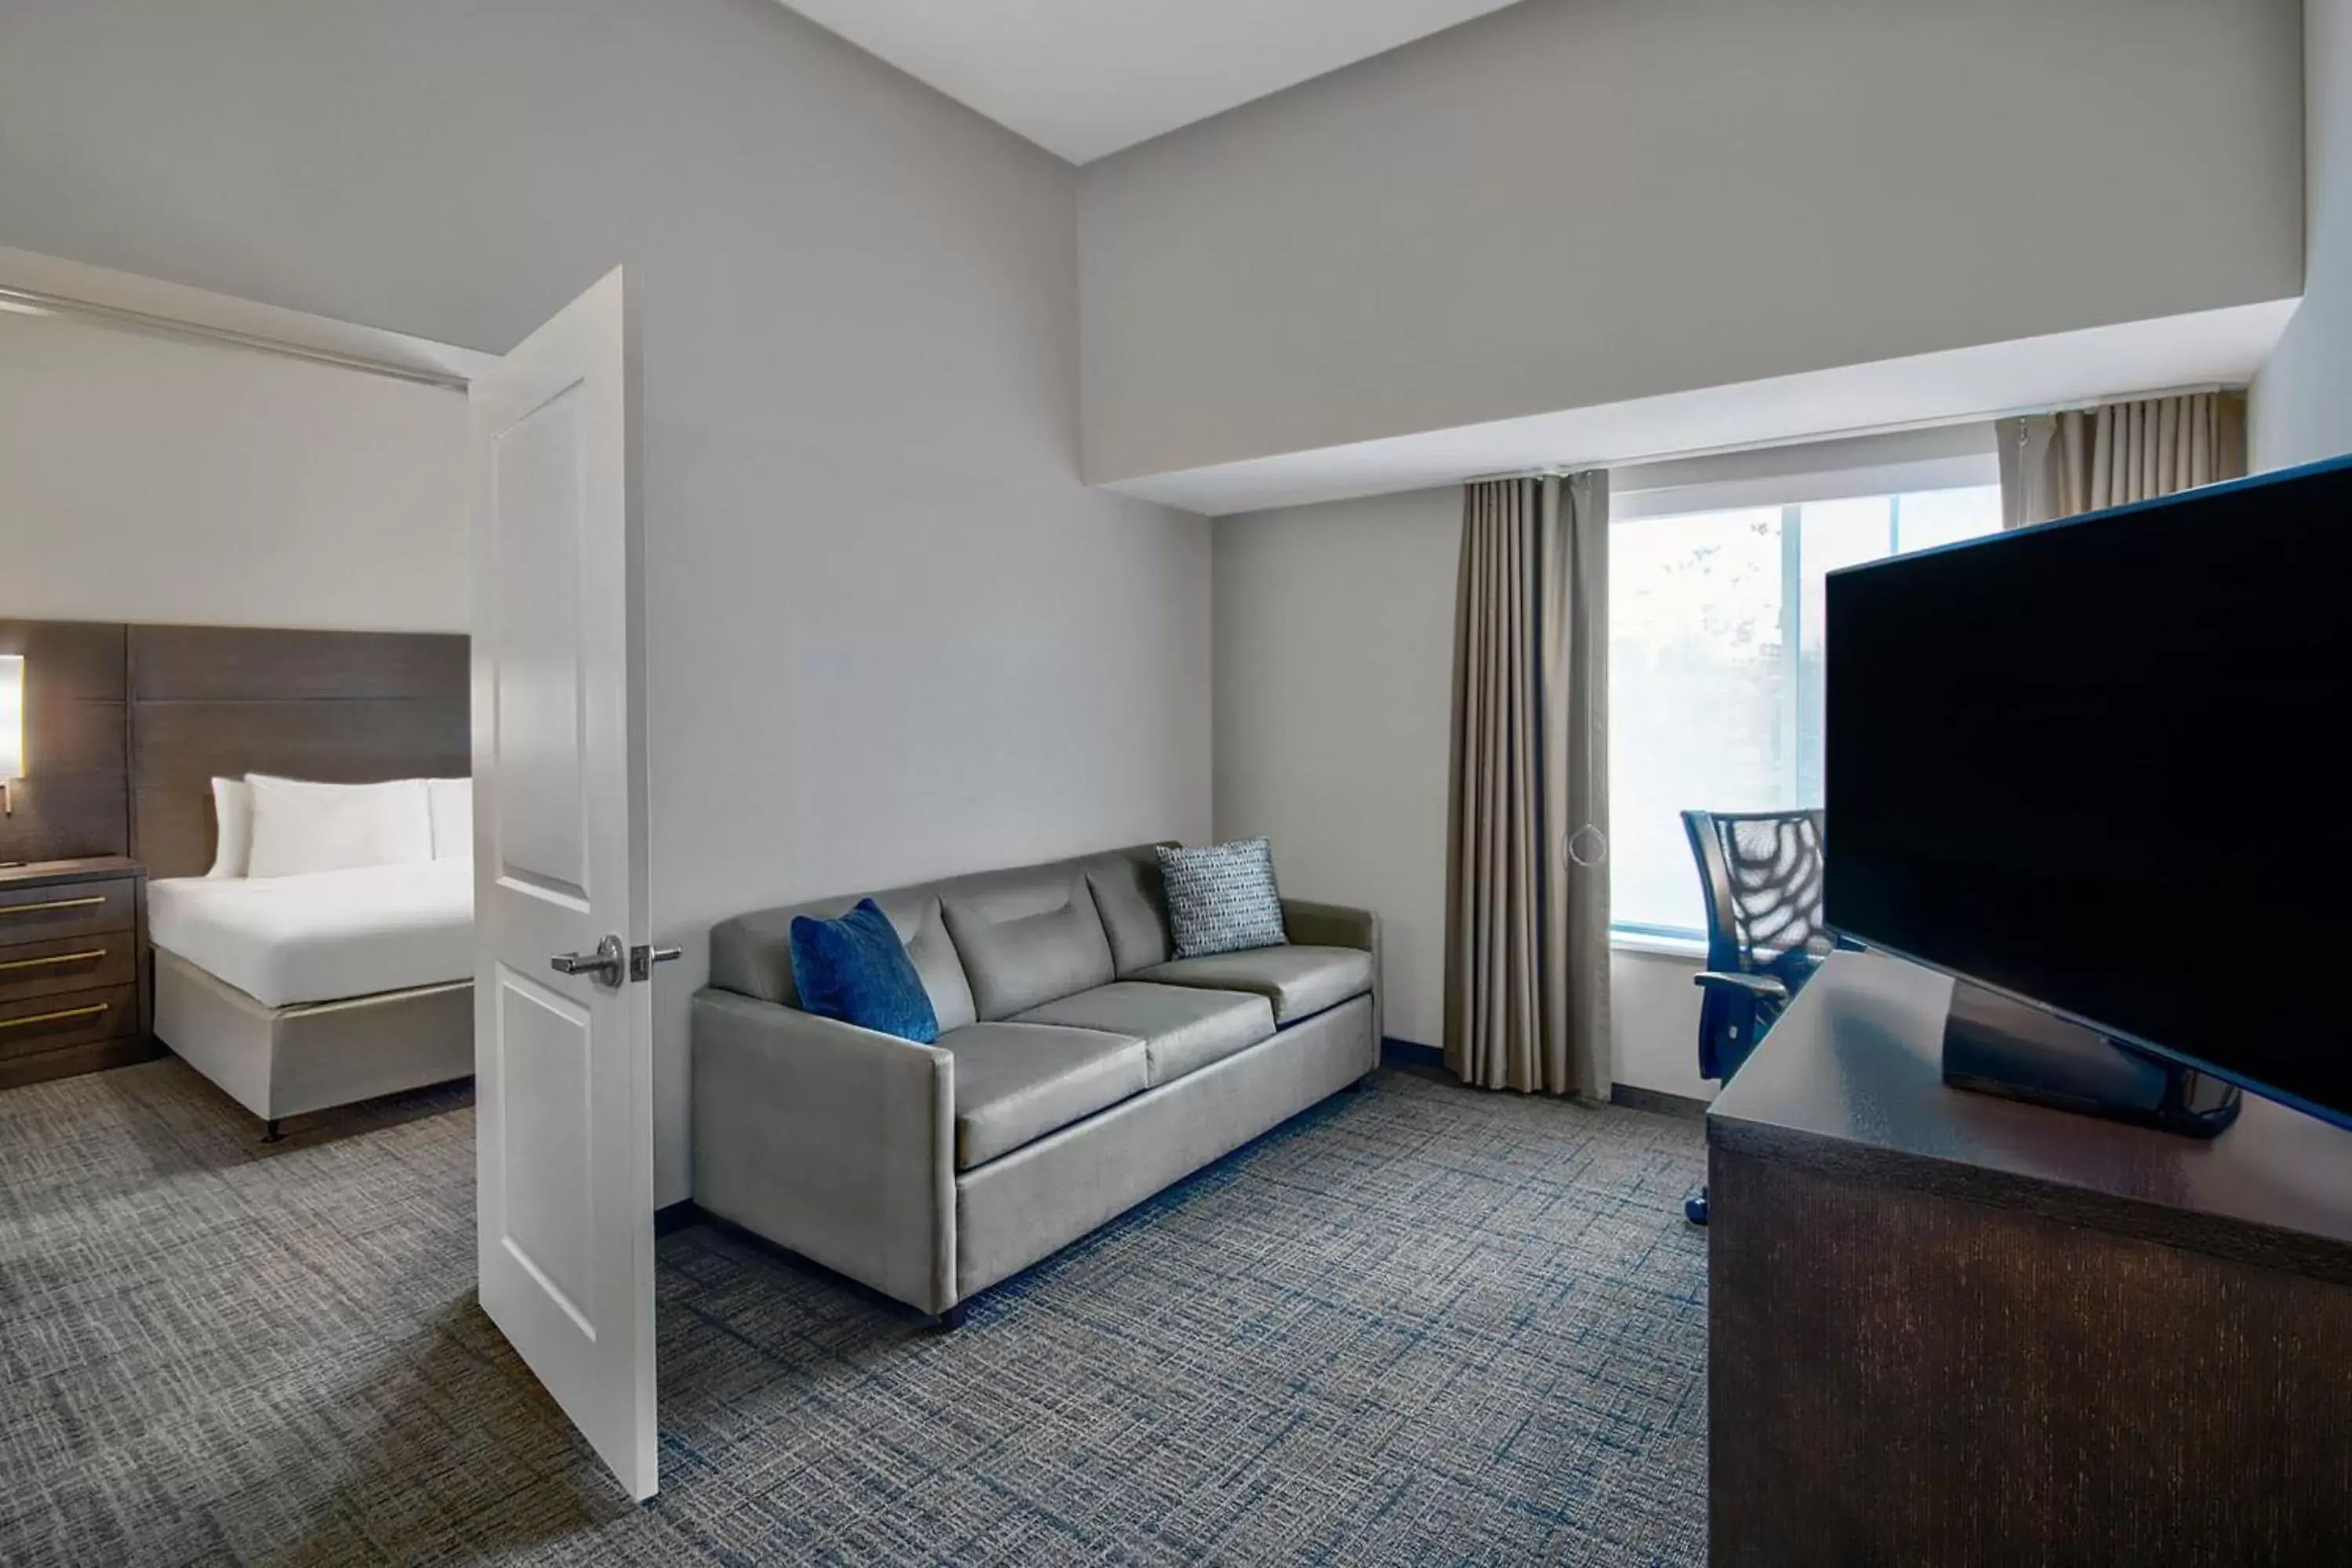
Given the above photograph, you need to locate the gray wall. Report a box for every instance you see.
[1080,0,2306,485]
[2255,0,2352,467]
[0,0,1213,1205]
[1213,488,1708,1099]
[1213,491,1456,1051]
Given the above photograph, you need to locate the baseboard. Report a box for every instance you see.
[1383,1040,1711,1121]
[1381,1037,1444,1072]
[655,1199,704,1236]
[1610,1083,1710,1120]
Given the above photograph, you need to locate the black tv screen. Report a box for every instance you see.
[1824,456,2352,1130]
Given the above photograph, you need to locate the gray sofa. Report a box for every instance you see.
[691,843,1380,1324]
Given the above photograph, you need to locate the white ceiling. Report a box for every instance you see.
[776,0,1530,164]
[1106,301,2299,516]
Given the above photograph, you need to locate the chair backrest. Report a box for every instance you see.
[1681,809,1833,989]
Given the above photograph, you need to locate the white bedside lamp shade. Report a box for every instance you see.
[0,655,23,815]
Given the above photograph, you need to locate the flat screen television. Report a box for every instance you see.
[1824,453,2352,1133]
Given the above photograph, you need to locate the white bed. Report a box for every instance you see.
[148,806,477,1137]
[149,859,473,1008]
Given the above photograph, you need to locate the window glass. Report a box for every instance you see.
[1608,483,2002,935]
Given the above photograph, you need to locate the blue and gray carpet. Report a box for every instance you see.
[0,1058,1707,1564]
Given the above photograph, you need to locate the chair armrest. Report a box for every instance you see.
[1691,971,1789,1002]
[690,989,956,1314]
[1283,898,1382,1065]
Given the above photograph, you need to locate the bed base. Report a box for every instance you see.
[154,948,474,1133]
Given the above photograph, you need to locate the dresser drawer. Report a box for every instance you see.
[0,935,137,1004]
[0,878,137,946]
[0,984,139,1063]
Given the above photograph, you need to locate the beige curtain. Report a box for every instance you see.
[1443,472,1610,1098]
[1997,391,2247,528]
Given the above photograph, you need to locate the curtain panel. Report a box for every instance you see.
[1997,391,2248,528]
[1443,472,1610,1098]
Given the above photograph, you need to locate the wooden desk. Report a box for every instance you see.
[1708,950,2352,1566]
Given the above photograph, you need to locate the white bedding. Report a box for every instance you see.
[148,860,474,1008]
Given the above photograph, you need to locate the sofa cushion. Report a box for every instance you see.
[1015,981,1274,1087]
[1156,838,1287,959]
[1134,945,1374,1025]
[710,884,977,1033]
[939,863,1116,1021]
[786,898,939,1044]
[941,1022,1147,1170]
[1077,846,1177,975]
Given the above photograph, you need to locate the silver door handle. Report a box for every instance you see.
[629,944,682,982]
[551,935,626,986]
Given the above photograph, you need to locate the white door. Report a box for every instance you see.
[467,267,658,1501]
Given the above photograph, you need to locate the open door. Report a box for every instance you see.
[467,267,658,1500]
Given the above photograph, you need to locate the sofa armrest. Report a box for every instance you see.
[690,989,957,1314]
[1283,898,1383,1061]
[1282,898,1376,952]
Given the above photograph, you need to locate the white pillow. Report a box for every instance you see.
[242,775,434,879]
[427,778,474,862]
[207,777,252,878]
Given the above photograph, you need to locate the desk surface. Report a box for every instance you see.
[1709,950,2352,1280]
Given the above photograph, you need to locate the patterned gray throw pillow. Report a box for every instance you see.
[1156,837,1288,959]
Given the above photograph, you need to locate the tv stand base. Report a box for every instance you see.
[1941,981,2241,1138]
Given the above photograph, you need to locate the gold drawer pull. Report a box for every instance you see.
[0,948,106,972]
[0,895,107,917]
[0,1002,108,1030]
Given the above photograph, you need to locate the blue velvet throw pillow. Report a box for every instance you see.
[787,898,940,1044]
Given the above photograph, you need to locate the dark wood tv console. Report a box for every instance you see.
[1707,950,2352,1566]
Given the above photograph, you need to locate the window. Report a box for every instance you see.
[1609,482,2003,938]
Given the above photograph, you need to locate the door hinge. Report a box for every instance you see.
[630,943,683,983]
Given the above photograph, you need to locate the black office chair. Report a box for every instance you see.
[1680,808,1836,1226]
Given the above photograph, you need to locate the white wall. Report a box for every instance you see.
[1080,0,2306,485]
[0,309,466,631]
[0,0,1212,1205]
[2255,0,2352,468]
[1212,487,1708,1098]
[1610,949,1710,1102]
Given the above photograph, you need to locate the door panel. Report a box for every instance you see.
[488,379,591,903]
[469,267,655,1501]
[494,967,597,1335]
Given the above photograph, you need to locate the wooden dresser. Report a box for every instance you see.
[1708,949,2352,1566]
[0,857,158,1091]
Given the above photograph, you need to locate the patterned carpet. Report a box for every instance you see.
[0,1058,1708,1565]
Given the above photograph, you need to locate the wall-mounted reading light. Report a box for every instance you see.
[0,655,24,818]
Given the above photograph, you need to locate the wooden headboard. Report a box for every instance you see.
[0,619,469,878]
[128,626,470,879]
